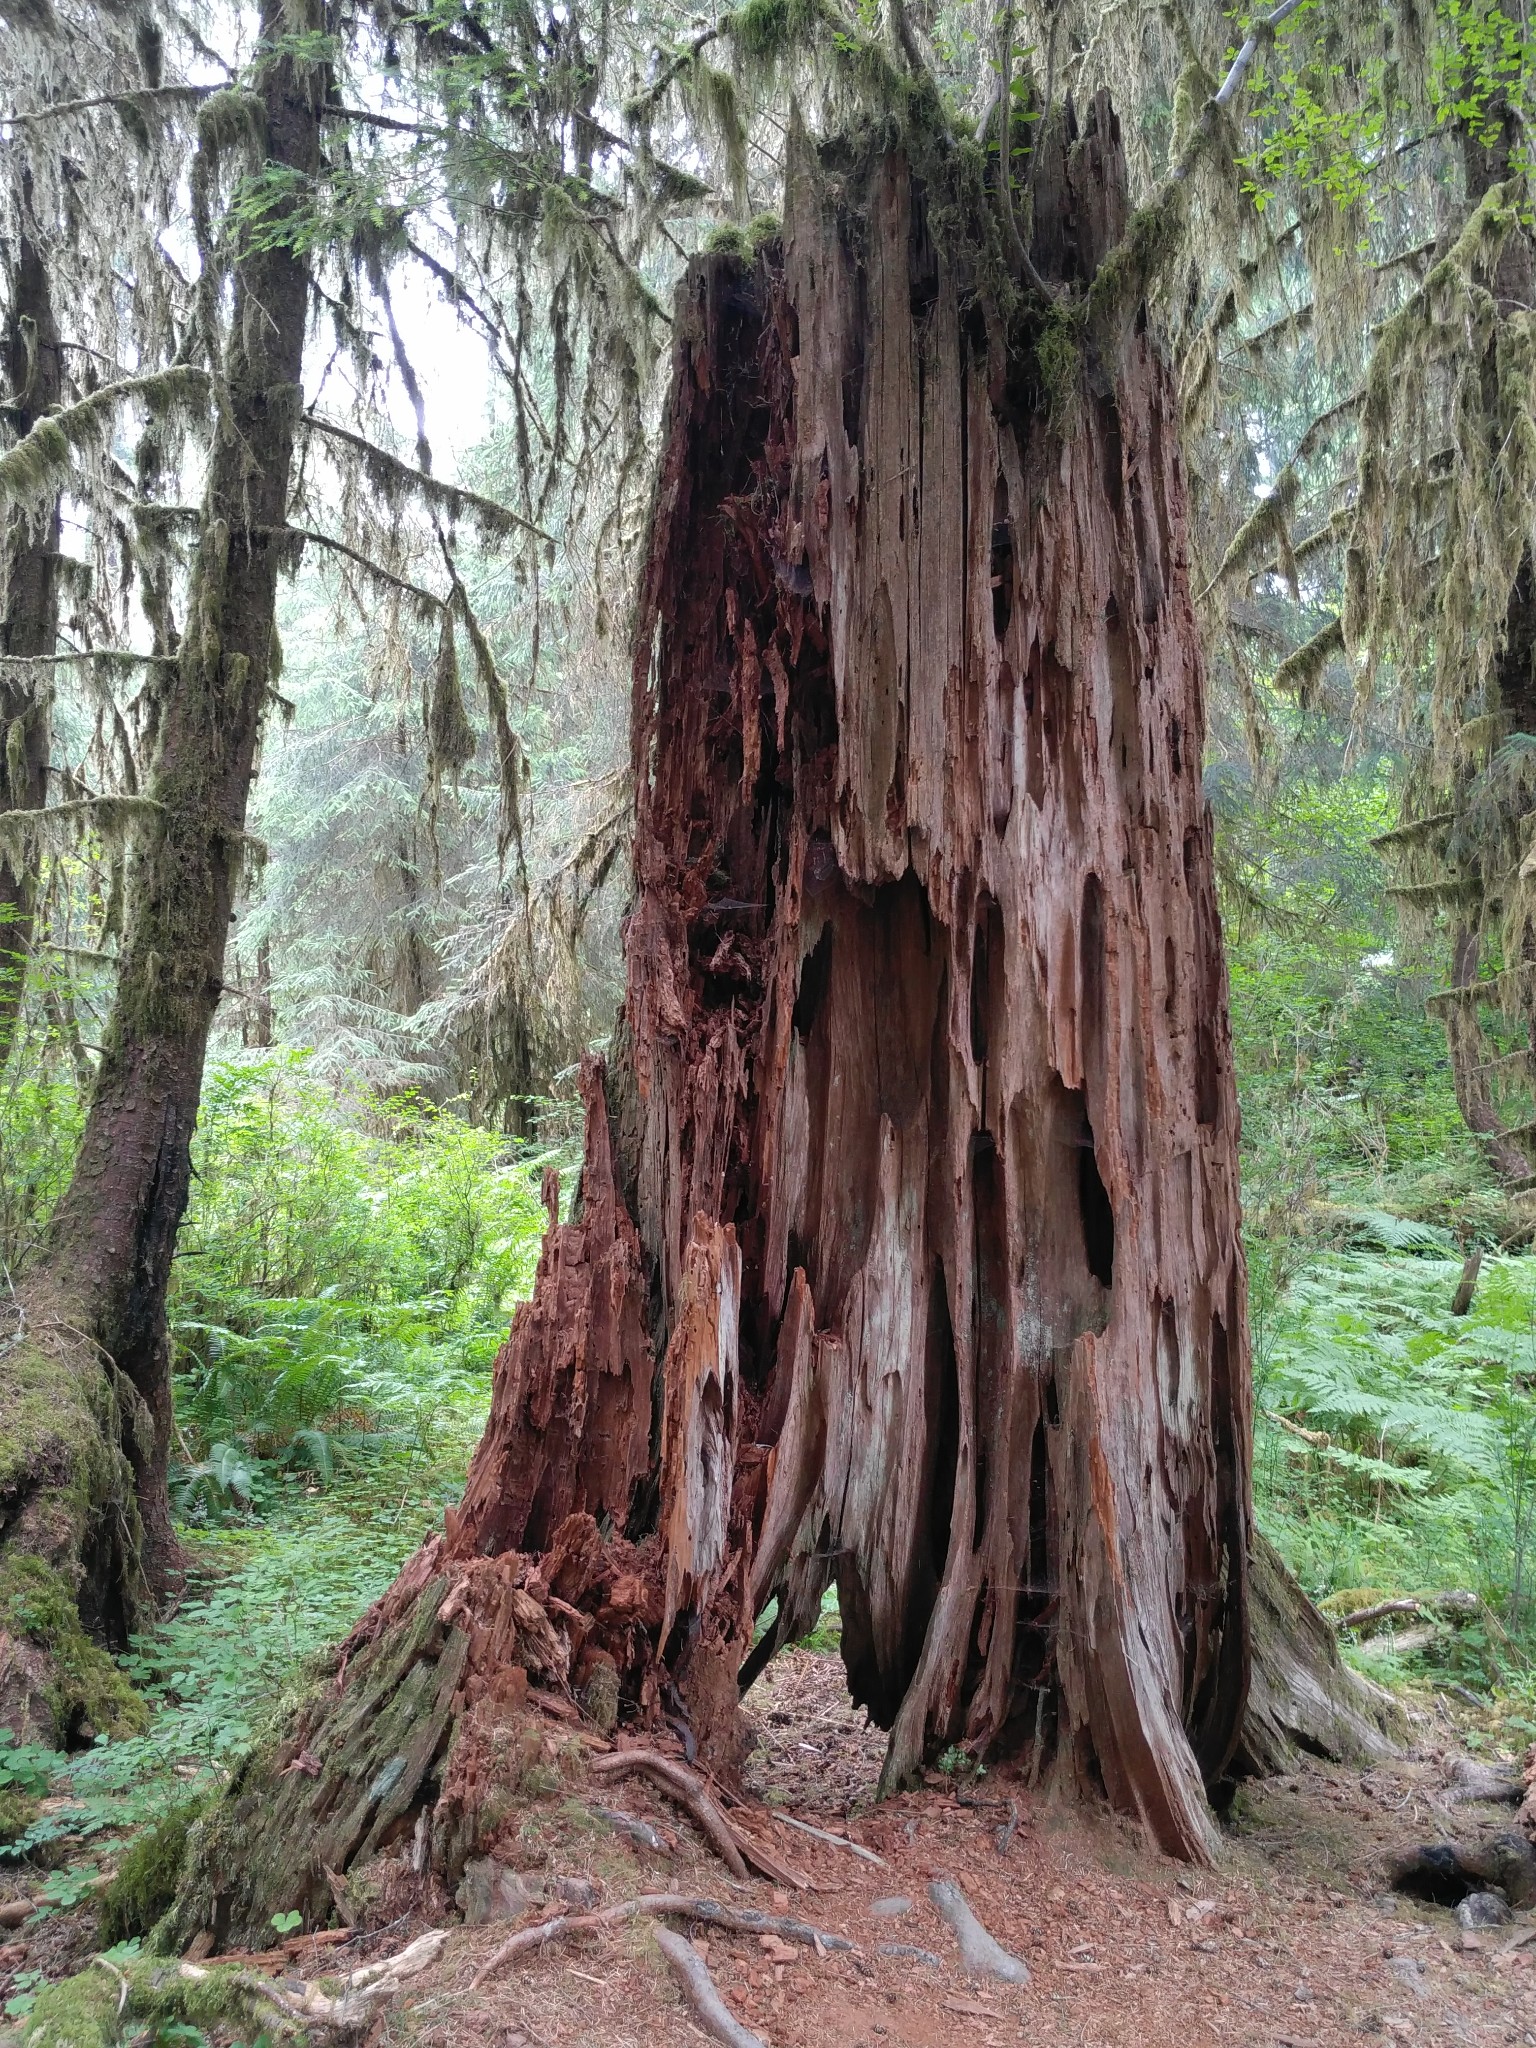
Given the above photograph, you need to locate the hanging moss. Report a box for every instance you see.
[1271,616,1345,707]
[98,1795,213,1948]
[0,369,208,524]
[1084,188,1188,345]
[727,0,826,62]
[1205,465,1300,599]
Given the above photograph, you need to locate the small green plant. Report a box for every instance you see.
[5,1968,46,2019]
[0,1730,57,1798]
[269,1910,302,1936]
[27,1863,102,1919]
[935,1745,985,1781]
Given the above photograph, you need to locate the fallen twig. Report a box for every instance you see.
[652,1924,766,2048]
[770,1811,885,1866]
[995,1799,1021,1856]
[469,1890,855,1991]
[589,1751,748,1879]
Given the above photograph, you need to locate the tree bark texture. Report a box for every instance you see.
[593,102,1247,1858]
[173,100,1253,1944]
[33,5,325,1592]
[0,203,62,1063]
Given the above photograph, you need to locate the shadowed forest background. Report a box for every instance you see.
[3,0,1536,2036]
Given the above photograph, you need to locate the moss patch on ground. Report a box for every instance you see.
[22,1953,287,2048]
[0,1788,40,1845]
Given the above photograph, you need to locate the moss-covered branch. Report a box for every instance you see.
[0,368,209,519]
[303,414,555,545]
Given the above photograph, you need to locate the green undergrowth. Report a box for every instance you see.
[1255,1247,1536,1736]
[0,1471,473,1895]
[167,1048,546,1521]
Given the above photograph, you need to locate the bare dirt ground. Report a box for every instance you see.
[3,1649,1533,2048]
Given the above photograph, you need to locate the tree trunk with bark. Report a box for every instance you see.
[0,202,62,1065]
[1,5,324,1737]
[170,98,1257,1947]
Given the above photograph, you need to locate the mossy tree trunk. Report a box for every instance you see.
[2,4,327,1717]
[174,98,1262,1948]
[1410,106,1536,1183]
[0,194,62,1065]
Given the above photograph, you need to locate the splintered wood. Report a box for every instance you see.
[592,90,1249,1856]
[436,95,1251,1852]
[186,98,1257,1950]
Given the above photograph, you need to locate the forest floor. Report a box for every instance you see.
[368,1654,1536,2048]
[8,1644,1526,2048]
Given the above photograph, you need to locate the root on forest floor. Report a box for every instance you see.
[652,1923,765,2048]
[470,1891,855,1990]
[590,1750,807,1889]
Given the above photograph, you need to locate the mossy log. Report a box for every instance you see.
[1237,1530,1406,1773]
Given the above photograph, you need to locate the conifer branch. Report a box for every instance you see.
[0,367,210,513]
[4,84,212,123]
[302,415,556,544]
[281,527,445,612]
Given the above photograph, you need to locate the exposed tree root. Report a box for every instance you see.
[928,1877,1031,1985]
[589,1752,747,1878]
[652,1924,767,2048]
[769,1811,886,1866]
[470,1892,855,1992]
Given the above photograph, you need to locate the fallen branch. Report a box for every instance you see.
[652,1923,766,2048]
[769,1811,886,1866]
[588,1751,748,1879]
[1336,1590,1481,1632]
[0,1871,112,1928]
[469,1891,856,1991]
[1336,1597,1422,1631]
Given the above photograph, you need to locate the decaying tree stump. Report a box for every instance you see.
[170,98,1260,1948]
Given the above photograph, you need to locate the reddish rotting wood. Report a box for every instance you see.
[171,100,1258,1953]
